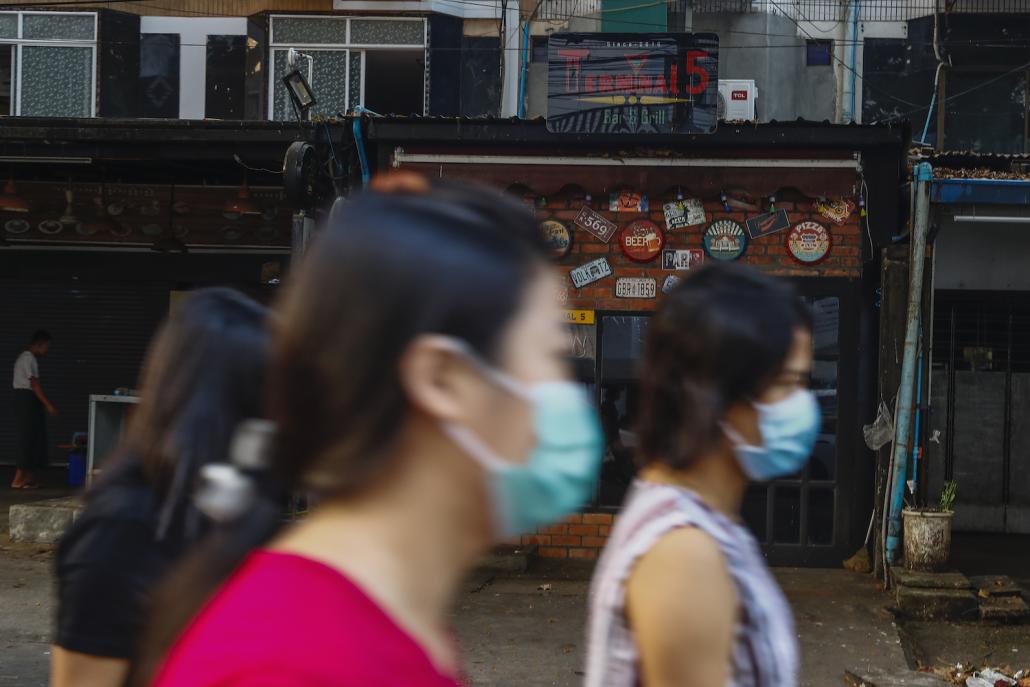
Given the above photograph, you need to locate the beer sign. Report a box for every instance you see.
[619,219,664,263]
[547,33,720,135]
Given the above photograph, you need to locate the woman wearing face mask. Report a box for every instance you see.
[585,263,818,687]
[131,177,603,687]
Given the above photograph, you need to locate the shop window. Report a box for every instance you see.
[268,15,426,120]
[532,36,548,63]
[0,11,97,117]
[364,50,425,116]
[806,40,832,67]
[139,34,179,119]
[772,485,802,544]
[943,69,1028,154]
[205,35,246,120]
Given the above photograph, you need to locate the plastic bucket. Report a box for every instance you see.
[902,509,954,572]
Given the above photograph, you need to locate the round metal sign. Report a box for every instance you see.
[540,220,573,259]
[619,219,665,263]
[703,219,748,261]
[786,220,832,265]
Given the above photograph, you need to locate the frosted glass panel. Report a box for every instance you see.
[271,17,346,45]
[23,13,95,41]
[20,45,93,116]
[350,20,424,45]
[272,49,347,121]
[348,51,361,111]
[0,14,17,39]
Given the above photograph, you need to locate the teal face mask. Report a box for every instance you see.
[440,343,604,540]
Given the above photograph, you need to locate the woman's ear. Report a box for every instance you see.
[398,335,474,423]
[722,400,761,448]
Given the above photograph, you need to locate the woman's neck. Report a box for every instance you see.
[638,447,748,519]
[270,430,485,672]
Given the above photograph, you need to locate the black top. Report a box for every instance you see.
[55,466,193,659]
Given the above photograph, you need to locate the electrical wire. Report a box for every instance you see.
[232,154,283,176]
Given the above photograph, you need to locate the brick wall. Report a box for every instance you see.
[521,187,863,560]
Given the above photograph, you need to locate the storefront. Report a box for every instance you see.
[0,118,307,471]
[365,117,909,566]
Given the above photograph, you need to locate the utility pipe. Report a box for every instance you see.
[886,161,932,565]
[909,342,923,499]
[842,0,860,122]
[518,22,530,119]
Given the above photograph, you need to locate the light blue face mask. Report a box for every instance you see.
[440,343,604,540]
[724,389,822,482]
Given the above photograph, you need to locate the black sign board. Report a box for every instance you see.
[547,33,719,135]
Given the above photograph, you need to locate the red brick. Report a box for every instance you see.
[569,547,599,560]
[540,524,567,536]
[568,524,599,537]
[580,244,611,254]
[538,547,569,559]
[563,513,583,524]
[583,512,614,525]
[522,534,551,546]
[598,525,611,536]
[552,535,581,547]
[581,536,607,548]
[553,210,579,220]
[835,246,860,257]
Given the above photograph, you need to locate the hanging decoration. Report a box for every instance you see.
[703,219,748,261]
[814,197,856,226]
[610,189,648,213]
[663,198,705,230]
[619,219,665,263]
[786,220,832,265]
[574,205,618,243]
[745,209,791,240]
[540,220,573,259]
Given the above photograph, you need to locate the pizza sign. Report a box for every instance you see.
[619,219,664,262]
[786,221,832,264]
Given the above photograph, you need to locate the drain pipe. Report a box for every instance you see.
[886,162,932,565]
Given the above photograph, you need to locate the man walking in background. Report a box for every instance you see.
[11,330,57,489]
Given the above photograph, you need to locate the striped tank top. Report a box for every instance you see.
[584,480,798,687]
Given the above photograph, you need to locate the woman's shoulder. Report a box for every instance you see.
[57,481,161,570]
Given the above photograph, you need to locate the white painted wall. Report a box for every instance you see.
[139,17,248,120]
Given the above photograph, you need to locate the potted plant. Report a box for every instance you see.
[902,481,957,571]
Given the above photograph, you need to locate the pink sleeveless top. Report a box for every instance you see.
[153,550,461,687]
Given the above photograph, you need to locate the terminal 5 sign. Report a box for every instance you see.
[547,33,720,135]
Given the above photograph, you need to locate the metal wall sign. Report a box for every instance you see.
[610,190,648,213]
[786,220,832,264]
[619,219,665,262]
[663,198,705,229]
[574,205,618,242]
[563,309,596,325]
[570,257,613,288]
[815,198,855,226]
[745,209,791,240]
[541,220,573,259]
[703,219,747,261]
[547,33,720,135]
[616,277,657,298]
[662,274,681,293]
[662,248,704,270]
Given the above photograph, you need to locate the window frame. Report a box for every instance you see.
[0,10,98,118]
[267,15,427,119]
[939,65,1030,154]
[805,39,833,67]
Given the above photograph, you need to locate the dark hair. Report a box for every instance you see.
[131,179,548,685]
[636,262,811,470]
[31,329,51,345]
[95,288,269,540]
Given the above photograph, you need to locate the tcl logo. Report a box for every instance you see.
[731,90,748,101]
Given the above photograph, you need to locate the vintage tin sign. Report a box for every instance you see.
[619,219,665,262]
[574,205,618,243]
[563,309,596,325]
[541,220,573,259]
[661,248,704,270]
[786,221,832,264]
[663,199,705,230]
[745,209,791,240]
[703,219,747,261]
[570,257,613,288]
[814,198,855,226]
[610,190,649,213]
[555,284,569,305]
[616,277,657,299]
[662,275,681,293]
[546,33,720,135]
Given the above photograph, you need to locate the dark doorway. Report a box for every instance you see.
[363,50,425,116]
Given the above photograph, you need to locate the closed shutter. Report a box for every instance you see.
[0,280,166,465]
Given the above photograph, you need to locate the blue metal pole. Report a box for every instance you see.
[910,341,923,497]
[848,0,860,122]
[886,161,932,565]
[518,22,530,119]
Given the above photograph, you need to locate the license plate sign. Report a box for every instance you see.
[574,206,618,243]
[615,277,656,299]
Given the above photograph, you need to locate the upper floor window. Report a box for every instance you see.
[0,11,97,117]
[269,15,426,120]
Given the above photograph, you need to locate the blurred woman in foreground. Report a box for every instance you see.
[586,263,818,687]
[52,288,269,687]
[133,177,603,687]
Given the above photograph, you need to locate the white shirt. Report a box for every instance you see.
[13,351,38,390]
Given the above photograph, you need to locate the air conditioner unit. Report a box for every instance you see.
[717,80,758,121]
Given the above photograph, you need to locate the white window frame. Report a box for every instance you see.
[0,11,98,118]
[267,15,427,119]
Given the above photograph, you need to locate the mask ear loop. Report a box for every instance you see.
[436,337,531,401]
